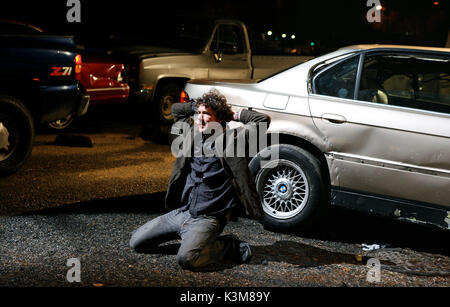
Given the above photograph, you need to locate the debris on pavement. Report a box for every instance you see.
[361,243,388,251]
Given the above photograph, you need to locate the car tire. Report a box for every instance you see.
[48,114,74,130]
[249,144,328,233]
[155,82,183,125]
[0,95,35,176]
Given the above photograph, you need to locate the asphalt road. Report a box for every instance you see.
[1,104,449,288]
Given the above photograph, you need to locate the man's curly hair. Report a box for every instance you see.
[194,88,233,123]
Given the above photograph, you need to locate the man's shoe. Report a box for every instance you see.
[239,242,252,264]
[222,234,252,264]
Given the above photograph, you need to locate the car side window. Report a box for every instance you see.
[358,53,450,114]
[314,55,359,99]
[210,24,244,54]
[416,66,450,113]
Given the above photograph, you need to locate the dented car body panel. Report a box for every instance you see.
[309,93,450,206]
[184,44,450,230]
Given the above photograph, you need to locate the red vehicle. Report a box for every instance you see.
[81,57,129,105]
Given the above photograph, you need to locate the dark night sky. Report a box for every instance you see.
[1,0,449,54]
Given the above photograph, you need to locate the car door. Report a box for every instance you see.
[308,50,450,207]
[207,23,252,80]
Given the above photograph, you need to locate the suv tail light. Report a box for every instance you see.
[180,90,189,103]
[75,54,82,81]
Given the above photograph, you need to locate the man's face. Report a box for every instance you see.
[196,104,220,133]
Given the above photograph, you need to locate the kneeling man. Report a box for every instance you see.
[130,89,270,270]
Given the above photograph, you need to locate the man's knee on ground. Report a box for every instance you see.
[176,251,200,270]
[129,230,143,250]
[129,234,151,252]
[129,237,140,251]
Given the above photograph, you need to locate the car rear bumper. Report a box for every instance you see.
[38,83,90,123]
[76,93,90,117]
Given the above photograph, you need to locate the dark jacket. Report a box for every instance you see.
[165,102,270,220]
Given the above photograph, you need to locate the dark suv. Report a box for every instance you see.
[0,20,89,175]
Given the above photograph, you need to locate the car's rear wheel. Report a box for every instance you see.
[0,96,35,176]
[249,144,328,233]
[48,114,74,130]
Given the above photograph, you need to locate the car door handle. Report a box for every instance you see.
[321,113,347,124]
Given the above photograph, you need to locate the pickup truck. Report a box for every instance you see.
[0,20,89,176]
[120,19,313,125]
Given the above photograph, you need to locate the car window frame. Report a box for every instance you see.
[311,53,363,100]
[209,23,246,55]
[311,48,450,117]
[355,50,450,116]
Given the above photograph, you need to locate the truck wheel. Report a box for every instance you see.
[249,144,328,233]
[48,114,74,130]
[155,83,183,125]
[0,96,35,176]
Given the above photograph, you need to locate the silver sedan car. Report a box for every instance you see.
[181,44,450,232]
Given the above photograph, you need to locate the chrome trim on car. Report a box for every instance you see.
[86,87,129,92]
[326,152,450,178]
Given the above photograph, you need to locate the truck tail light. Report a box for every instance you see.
[180,90,189,103]
[75,54,82,81]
